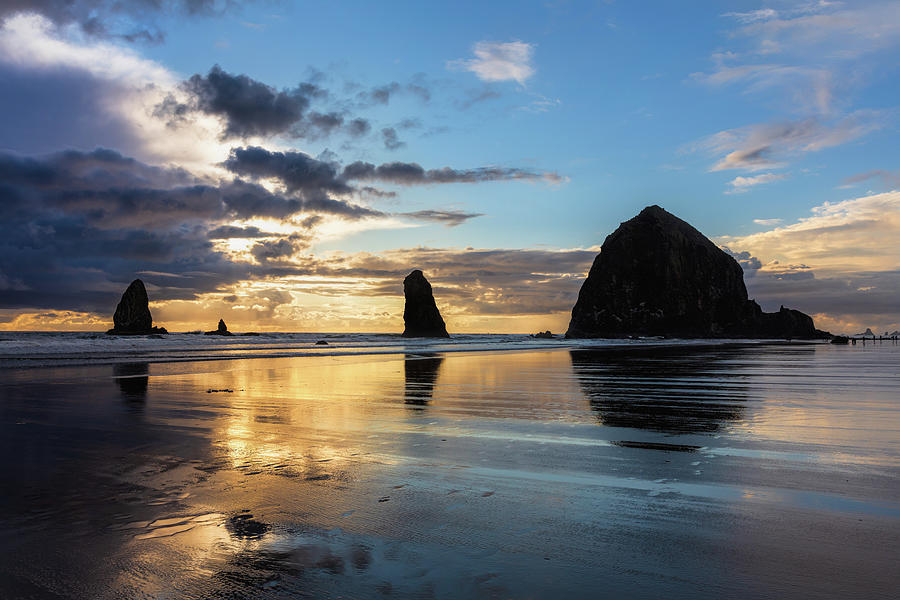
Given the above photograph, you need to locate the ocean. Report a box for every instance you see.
[0,334,898,598]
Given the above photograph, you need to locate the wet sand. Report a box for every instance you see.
[1,343,898,598]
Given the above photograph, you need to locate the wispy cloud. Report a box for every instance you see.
[753,218,783,226]
[840,169,900,189]
[402,210,484,227]
[694,112,882,172]
[448,41,536,85]
[726,172,788,193]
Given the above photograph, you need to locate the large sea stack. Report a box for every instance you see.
[106,279,168,335]
[402,270,450,338]
[565,205,826,339]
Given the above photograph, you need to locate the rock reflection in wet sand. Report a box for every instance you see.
[403,353,443,407]
[113,362,149,402]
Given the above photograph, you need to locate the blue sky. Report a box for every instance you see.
[0,1,897,333]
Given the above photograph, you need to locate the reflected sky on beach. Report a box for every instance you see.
[1,343,899,598]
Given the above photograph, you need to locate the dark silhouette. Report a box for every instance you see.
[566,206,828,339]
[402,270,449,338]
[570,346,757,433]
[113,362,149,401]
[106,279,167,335]
[403,353,444,406]
[204,319,233,336]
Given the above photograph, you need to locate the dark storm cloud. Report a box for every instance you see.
[184,66,316,139]
[224,147,565,199]
[403,210,484,227]
[341,161,563,185]
[171,68,434,142]
[221,146,352,196]
[0,147,384,312]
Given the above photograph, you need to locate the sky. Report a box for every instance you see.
[0,0,897,335]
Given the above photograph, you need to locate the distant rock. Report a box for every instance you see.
[831,336,850,345]
[106,279,167,335]
[402,270,449,338]
[315,340,328,345]
[565,206,828,339]
[855,328,876,338]
[204,319,233,336]
[532,330,553,339]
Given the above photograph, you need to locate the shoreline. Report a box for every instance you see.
[0,334,829,370]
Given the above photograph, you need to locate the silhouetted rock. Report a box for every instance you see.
[831,336,850,345]
[856,328,876,338]
[204,318,233,336]
[566,206,828,339]
[106,279,167,335]
[315,340,328,345]
[532,330,553,339]
[402,270,449,338]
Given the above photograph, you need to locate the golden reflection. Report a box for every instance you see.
[149,351,587,480]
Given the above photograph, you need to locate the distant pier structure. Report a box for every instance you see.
[841,334,899,345]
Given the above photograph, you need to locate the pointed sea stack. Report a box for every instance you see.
[565,205,827,339]
[204,319,233,336]
[402,270,449,338]
[106,279,167,335]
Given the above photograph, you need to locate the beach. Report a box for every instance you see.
[1,337,898,599]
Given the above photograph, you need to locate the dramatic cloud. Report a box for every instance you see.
[449,41,536,85]
[718,191,900,332]
[720,191,900,272]
[0,14,225,169]
[0,147,391,313]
